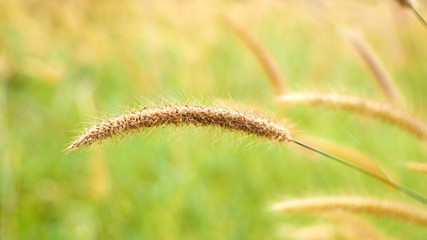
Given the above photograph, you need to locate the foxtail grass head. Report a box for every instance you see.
[271,196,427,227]
[65,105,291,151]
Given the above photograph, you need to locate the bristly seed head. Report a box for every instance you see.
[278,92,427,141]
[65,105,291,151]
[271,196,427,227]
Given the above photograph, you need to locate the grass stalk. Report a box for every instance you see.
[296,134,395,183]
[290,139,427,204]
[66,104,427,204]
[221,19,396,185]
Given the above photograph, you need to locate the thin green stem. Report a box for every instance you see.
[334,115,395,184]
[290,138,427,205]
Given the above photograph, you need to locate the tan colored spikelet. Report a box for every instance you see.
[406,162,427,174]
[271,196,427,227]
[277,92,427,141]
[345,30,402,105]
[222,15,288,94]
[65,105,291,151]
[297,134,396,183]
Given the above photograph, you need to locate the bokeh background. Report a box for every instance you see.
[1,0,427,239]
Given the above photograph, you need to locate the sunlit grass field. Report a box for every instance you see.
[1,0,427,239]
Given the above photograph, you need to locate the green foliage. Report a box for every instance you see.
[1,0,426,239]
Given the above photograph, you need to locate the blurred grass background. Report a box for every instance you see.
[1,0,427,239]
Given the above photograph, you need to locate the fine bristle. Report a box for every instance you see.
[65,105,291,151]
[271,196,427,227]
[277,92,427,141]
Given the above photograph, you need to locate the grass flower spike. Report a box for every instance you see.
[65,105,291,151]
[278,92,427,141]
[345,30,402,105]
[271,196,427,226]
[66,103,427,204]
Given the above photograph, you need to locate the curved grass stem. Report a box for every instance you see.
[290,138,427,205]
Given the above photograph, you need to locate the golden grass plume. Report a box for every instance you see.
[345,30,402,105]
[406,162,427,174]
[65,103,427,204]
[271,196,427,227]
[66,100,396,184]
[277,92,427,141]
[222,15,288,95]
[65,105,291,151]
